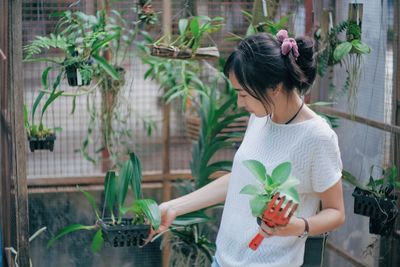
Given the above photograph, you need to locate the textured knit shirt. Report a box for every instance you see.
[215,114,343,267]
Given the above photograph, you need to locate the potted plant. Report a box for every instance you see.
[240,160,300,217]
[23,72,63,152]
[150,15,224,60]
[48,152,161,250]
[343,166,399,236]
[23,10,119,88]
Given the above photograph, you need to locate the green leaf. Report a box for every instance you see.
[78,186,100,220]
[351,40,371,54]
[240,184,263,196]
[333,42,352,61]
[91,230,104,252]
[47,224,96,248]
[129,152,142,200]
[178,19,189,36]
[41,90,64,123]
[32,91,45,124]
[91,33,119,53]
[271,162,292,186]
[104,171,116,216]
[341,170,365,189]
[41,66,52,89]
[250,195,269,217]
[243,160,267,184]
[118,158,133,206]
[23,105,29,130]
[280,187,300,204]
[92,54,120,80]
[278,177,300,192]
[245,25,256,37]
[190,17,200,38]
[136,199,161,230]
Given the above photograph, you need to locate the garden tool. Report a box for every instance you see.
[249,192,298,250]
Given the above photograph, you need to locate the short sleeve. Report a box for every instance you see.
[310,133,343,192]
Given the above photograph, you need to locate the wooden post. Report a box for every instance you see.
[8,0,30,265]
[1,0,13,252]
[161,1,172,266]
[387,0,400,266]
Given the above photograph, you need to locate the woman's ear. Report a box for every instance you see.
[271,83,284,96]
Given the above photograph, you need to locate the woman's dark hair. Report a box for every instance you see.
[224,32,316,109]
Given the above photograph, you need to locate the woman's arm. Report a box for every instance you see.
[164,172,230,216]
[154,172,230,234]
[260,180,345,237]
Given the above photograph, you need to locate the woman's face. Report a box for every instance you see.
[229,73,273,117]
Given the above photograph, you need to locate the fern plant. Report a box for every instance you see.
[24,10,119,88]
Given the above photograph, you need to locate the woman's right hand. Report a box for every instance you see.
[145,202,178,244]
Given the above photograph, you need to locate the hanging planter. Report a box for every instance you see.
[65,63,92,87]
[28,134,56,152]
[150,16,223,60]
[352,187,397,220]
[343,166,399,236]
[99,218,151,247]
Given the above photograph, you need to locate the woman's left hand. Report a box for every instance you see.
[259,216,305,237]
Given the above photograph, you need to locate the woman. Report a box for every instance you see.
[150,31,345,267]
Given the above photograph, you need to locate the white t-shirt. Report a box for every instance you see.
[215,114,343,267]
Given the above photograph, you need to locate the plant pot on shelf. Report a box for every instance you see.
[28,134,56,152]
[99,218,151,247]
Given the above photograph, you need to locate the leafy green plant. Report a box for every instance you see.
[151,15,224,59]
[316,20,371,115]
[227,10,290,41]
[190,76,248,188]
[23,70,63,151]
[343,165,400,198]
[240,161,300,217]
[24,10,119,87]
[48,152,161,251]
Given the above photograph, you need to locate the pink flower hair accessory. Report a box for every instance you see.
[276,29,299,58]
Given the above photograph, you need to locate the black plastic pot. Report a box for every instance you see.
[369,217,396,236]
[99,218,151,247]
[352,187,397,220]
[65,64,91,87]
[28,134,56,152]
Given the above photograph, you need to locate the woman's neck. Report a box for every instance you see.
[271,94,304,124]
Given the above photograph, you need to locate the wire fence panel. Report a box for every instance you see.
[23,0,253,178]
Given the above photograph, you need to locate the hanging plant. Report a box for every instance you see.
[342,166,399,236]
[23,69,63,152]
[150,16,224,60]
[316,14,371,115]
